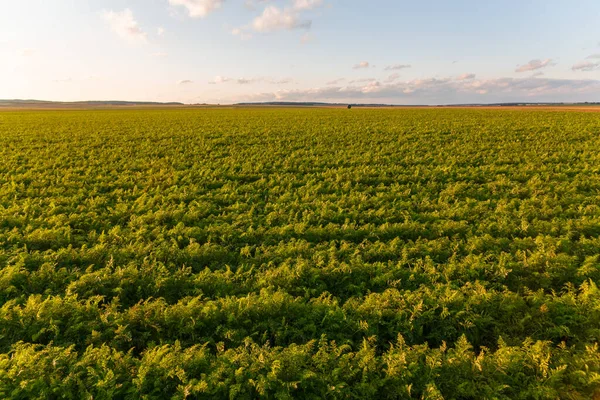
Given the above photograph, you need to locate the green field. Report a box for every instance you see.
[1,108,600,399]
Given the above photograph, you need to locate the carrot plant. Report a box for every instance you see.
[0,108,599,398]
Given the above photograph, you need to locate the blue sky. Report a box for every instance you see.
[1,0,600,104]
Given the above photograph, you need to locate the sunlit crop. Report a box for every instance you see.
[1,108,599,398]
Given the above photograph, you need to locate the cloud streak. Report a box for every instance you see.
[232,28,252,40]
[252,6,311,32]
[457,73,476,81]
[293,0,324,11]
[353,61,371,69]
[384,64,411,71]
[572,61,600,72]
[102,9,147,43]
[326,78,346,85]
[169,0,225,18]
[209,75,293,85]
[239,76,600,104]
[515,59,555,73]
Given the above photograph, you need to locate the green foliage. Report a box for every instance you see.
[0,108,600,398]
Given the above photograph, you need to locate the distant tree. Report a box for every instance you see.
[348,105,352,109]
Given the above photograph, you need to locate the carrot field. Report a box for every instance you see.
[1,108,600,399]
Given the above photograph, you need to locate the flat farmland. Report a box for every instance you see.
[1,108,600,399]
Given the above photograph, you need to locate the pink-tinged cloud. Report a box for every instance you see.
[169,0,225,18]
[515,59,555,72]
[253,6,311,32]
[384,64,411,71]
[572,61,600,72]
[102,9,147,43]
[237,76,600,104]
[456,73,476,81]
[353,61,370,69]
[209,75,293,85]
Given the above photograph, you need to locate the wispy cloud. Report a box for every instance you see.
[252,6,311,32]
[349,78,376,84]
[384,64,411,71]
[353,61,371,69]
[457,73,476,81]
[178,79,194,85]
[515,58,555,73]
[168,0,225,18]
[240,76,600,103]
[152,52,168,57]
[268,78,294,84]
[572,61,600,72]
[209,76,232,84]
[209,75,293,84]
[231,28,253,40]
[293,0,324,11]
[102,9,147,43]
[326,78,346,85]
[586,54,600,59]
[385,73,401,83]
[237,0,324,36]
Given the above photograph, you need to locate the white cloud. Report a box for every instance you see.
[326,78,346,85]
[232,28,253,40]
[168,0,225,18]
[515,59,554,73]
[385,73,401,83]
[456,73,476,81]
[239,76,600,104]
[152,52,168,57]
[241,1,323,35]
[349,78,376,84]
[586,54,600,59]
[209,76,232,84]
[293,0,324,11]
[252,6,311,32]
[157,27,166,36]
[572,61,600,72]
[102,9,147,43]
[353,61,370,69]
[178,79,194,84]
[384,64,411,71]
[210,75,292,85]
[267,78,294,84]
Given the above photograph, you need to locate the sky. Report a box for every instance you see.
[1,0,600,105]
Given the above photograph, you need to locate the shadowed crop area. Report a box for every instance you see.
[1,108,600,399]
